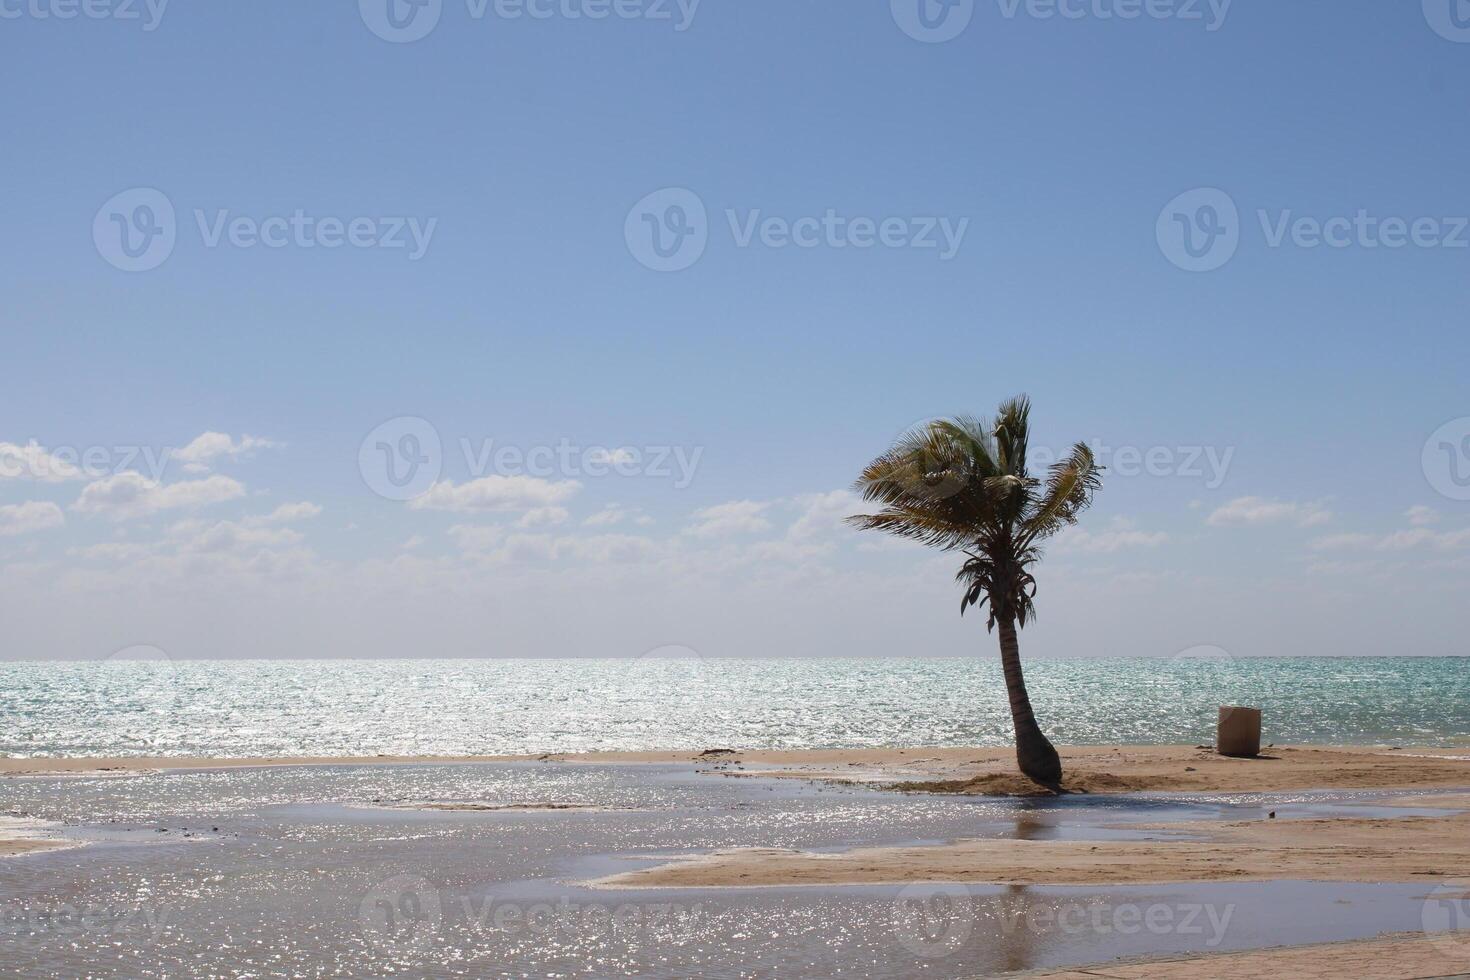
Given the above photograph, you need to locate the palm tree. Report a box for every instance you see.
[848,396,1102,785]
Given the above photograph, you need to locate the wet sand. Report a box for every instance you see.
[0,816,75,858]
[2,752,1468,976]
[9,744,1468,884]
[1028,931,1470,979]
[579,750,1470,889]
[593,805,1470,889]
[4,744,1468,795]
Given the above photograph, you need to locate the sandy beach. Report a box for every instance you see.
[593,802,1470,889]
[0,816,77,859]
[1025,932,1470,979]
[5,743,1468,977]
[6,742,1468,793]
[8,743,1469,879]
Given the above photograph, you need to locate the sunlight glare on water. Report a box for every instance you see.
[0,657,1466,757]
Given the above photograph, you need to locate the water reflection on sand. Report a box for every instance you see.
[0,763,1454,978]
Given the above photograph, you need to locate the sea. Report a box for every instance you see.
[2,656,1467,758]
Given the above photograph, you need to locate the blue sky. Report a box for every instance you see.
[2,0,1468,660]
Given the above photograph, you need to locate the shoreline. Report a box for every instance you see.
[6,746,1470,976]
[8,744,1470,886]
[5,743,1469,794]
[1022,932,1470,979]
[0,816,80,859]
[591,801,1470,889]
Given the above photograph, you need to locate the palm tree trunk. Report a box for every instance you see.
[995,617,1063,785]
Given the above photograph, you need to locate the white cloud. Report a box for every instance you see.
[402,535,425,551]
[556,533,663,564]
[787,490,859,542]
[1406,505,1439,527]
[583,504,654,528]
[1207,496,1331,528]
[448,524,506,553]
[686,500,771,538]
[168,518,301,555]
[740,537,830,564]
[0,501,65,537]
[174,432,280,471]
[408,476,581,514]
[0,441,87,482]
[518,506,569,528]
[68,540,152,562]
[1309,532,1374,551]
[446,523,662,565]
[1311,527,1470,553]
[498,533,557,563]
[1306,558,1385,577]
[585,447,637,467]
[72,473,245,521]
[1054,518,1167,554]
[259,502,322,523]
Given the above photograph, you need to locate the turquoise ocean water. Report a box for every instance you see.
[1,657,1466,758]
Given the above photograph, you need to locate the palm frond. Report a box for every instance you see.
[992,395,1031,477]
[849,397,1104,631]
[1018,443,1103,549]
